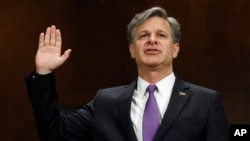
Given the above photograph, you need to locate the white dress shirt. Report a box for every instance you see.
[130,72,176,141]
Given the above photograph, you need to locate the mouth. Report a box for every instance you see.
[145,49,159,54]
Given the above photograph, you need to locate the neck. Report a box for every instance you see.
[138,66,173,84]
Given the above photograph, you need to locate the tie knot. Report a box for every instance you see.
[147,85,157,93]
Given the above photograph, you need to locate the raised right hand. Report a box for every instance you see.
[35,25,71,74]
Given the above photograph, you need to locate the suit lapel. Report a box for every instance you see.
[154,77,191,141]
[117,80,138,141]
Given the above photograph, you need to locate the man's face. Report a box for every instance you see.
[129,16,179,70]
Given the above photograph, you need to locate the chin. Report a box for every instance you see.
[146,62,159,68]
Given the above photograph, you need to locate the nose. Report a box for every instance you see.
[147,34,158,45]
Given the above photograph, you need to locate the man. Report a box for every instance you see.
[25,7,229,141]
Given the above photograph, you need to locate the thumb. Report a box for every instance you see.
[61,49,72,62]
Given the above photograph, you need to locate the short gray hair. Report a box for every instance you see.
[127,7,181,44]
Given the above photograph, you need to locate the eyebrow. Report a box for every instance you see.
[137,29,169,35]
[157,29,168,34]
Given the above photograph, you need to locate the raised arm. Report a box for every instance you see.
[36,25,71,74]
[26,25,94,140]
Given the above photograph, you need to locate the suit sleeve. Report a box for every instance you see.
[25,72,94,141]
[206,92,229,141]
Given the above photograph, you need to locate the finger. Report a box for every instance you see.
[44,27,51,46]
[61,49,72,62]
[55,29,62,48]
[50,25,56,46]
[38,32,44,48]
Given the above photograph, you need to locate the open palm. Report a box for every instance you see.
[35,25,71,74]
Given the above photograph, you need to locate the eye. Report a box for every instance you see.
[139,34,148,39]
[158,33,166,38]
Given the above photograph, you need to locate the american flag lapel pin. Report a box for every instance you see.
[179,91,186,98]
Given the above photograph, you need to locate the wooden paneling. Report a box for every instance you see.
[0,0,249,140]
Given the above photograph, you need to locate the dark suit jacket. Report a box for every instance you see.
[25,72,229,141]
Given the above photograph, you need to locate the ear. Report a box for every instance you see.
[173,43,180,58]
[129,44,135,58]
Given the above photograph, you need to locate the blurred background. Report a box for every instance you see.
[0,0,249,140]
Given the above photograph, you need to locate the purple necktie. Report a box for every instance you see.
[143,85,159,141]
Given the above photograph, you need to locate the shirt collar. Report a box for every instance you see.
[156,72,175,98]
[136,72,176,97]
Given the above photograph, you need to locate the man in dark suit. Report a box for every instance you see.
[25,7,229,141]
